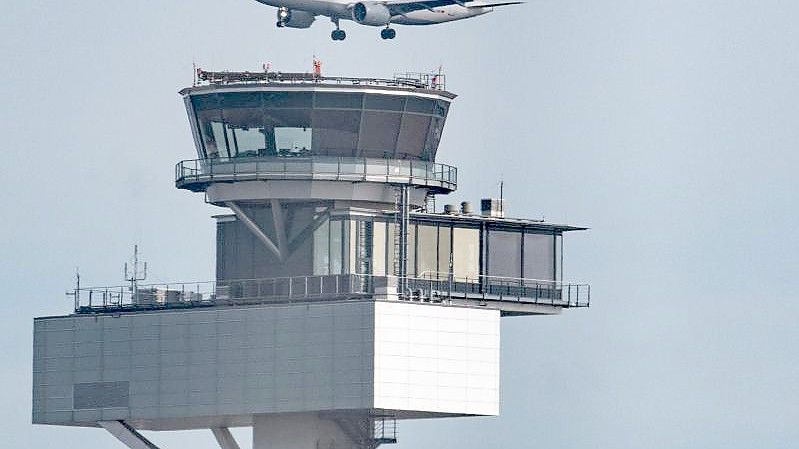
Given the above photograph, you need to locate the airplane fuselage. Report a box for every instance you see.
[256,0,491,26]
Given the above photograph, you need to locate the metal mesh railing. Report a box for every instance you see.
[70,273,589,313]
[175,156,457,193]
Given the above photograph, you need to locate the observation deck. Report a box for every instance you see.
[175,156,457,194]
[178,70,457,208]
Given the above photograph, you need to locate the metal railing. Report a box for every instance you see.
[373,417,398,445]
[196,70,446,91]
[71,274,373,313]
[70,273,589,314]
[175,156,457,193]
[410,272,590,308]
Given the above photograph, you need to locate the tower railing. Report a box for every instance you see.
[69,274,589,313]
[175,156,457,193]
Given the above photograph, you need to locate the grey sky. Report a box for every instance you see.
[2,0,798,447]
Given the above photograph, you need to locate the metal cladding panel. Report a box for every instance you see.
[373,301,500,416]
[32,302,375,427]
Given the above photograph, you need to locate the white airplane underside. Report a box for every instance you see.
[255,0,521,40]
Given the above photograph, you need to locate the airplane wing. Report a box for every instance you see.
[384,0,522,15]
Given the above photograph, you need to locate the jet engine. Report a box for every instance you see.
[351,2,391,26]
[276,8,315,28]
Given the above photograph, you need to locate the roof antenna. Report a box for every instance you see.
[499,180,504,216]
[124,245,148,300]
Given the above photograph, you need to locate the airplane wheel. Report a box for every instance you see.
[331,29,346,41]
[276,21,284,28]
[381,28,396,39]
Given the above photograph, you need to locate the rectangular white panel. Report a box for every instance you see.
[373,301,500,416]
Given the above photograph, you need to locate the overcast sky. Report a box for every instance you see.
[2,0,798,448]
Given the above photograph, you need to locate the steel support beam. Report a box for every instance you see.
[211,427,242,449]
[270,199,288,262]
[99,421,161,449]
[226,201,283,261]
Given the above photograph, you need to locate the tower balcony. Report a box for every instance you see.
[175,156,457,194]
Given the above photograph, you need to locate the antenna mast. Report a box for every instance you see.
[124,245,147,301]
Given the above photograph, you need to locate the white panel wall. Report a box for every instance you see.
[33,300,500,429]
[33,302,375,427]
[373,301,500,416]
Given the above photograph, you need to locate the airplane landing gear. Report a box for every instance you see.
[331,18,346,41]
[276,7,288,27]
[380,27,396,40]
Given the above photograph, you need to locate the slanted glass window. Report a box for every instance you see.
[315,92,363,109]
[358,111,401,156]
[487,230,521,278]
[365,94,405,111]
[275,127,312,154]
[312,110,361,154]
[396,114,432,159]
[523,233,555,281]
[406,97,434,114]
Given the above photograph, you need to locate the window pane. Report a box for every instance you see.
[438,226,451,279]
[387,222,396,276]
[365,94,406,111]
[311,110,361,154]
[275,127,312,154]
[358,111,401,156]
[417,225,438,278]
[452,227,479,281]
[407,224,416,277]
[315,92,363,109]
[396,114,431,159]
[373,222,386,276]
[330,220,343,275]
[263,92,312,108]
[487,230,521,278]
[523,233,555,281]
[406,97,434,114]
[313,218,330,275]
[423,115,446,159]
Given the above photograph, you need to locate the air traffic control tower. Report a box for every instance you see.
[32,70,590,449]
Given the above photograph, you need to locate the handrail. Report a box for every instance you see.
[175,156,457,193]
[69,273,589,314]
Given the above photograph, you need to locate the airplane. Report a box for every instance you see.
[255,0,523,40]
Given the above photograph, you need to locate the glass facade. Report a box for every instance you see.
[189,91,450,161]
[313,217,346,276]
[416,224,438,277]
[452,227,479,280]
[218,211,562,285]
[523,232,555,281]
[487,231,522,278]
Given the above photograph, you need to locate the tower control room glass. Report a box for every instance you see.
[188,91,450,161]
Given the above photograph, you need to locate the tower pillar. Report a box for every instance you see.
[253,413,355,449]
